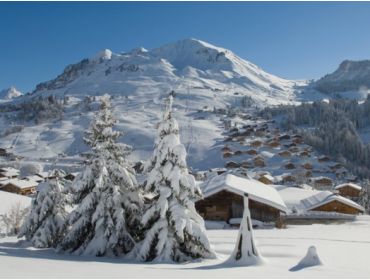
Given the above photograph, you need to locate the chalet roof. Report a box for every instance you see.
[0,167,20,178]
[301,191,364,212]
[334,182,362,191]
[0,179,38,189]
[21,175,44,183]
[310,176,333,182]
[200,173,287,212]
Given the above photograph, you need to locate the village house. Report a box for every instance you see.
[250,140,263,148]
[301,191,364,215]
[196,173,287,226]
[318,155,330,162]
[0,179,38,196]
[278,150,292,157]
[223,152,233,158]
[334,183,362,198]
[284,162,296,170]
[221,146,232,153]
[309,176,334,189]
[258,174,275,185]
[274,185,365,218]
[245,149,258,155]
[302,162,313,170]
[225,161,240,168]
[253,156,265,167]
[265,139,280,148]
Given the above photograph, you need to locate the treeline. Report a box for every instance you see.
[0,95,64,124]
[260,97,370,179]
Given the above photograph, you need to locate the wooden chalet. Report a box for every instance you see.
[250,140,263,148]
[245,149,258,155]
[334,183,362,198]
[278,150,292,157]
[0,179,38,195]
[301,191,364,215]
[309,176,333,189]
[196,174,287,225]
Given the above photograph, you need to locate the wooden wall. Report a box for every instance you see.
[1,184,35,195]
[195,190,281,223]
[337,186,361,198]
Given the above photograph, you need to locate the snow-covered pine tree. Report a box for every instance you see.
[137,95,215,262]
[59,95,142,256]
[18,170,68,248]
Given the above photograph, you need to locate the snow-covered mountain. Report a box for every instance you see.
[31,38,302,105]
[0,38,305,171]
[0,86,23,100]
[313,60,370,97]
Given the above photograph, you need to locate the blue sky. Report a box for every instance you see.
[2,1,370,93]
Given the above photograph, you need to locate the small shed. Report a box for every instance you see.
[334,183,362,198]
[284,162,296,170]
[258,174,275,185]
[318,155,330,162]
[301,191,364,215]
[253,156,265,167]
[302,162,313,170]
[245,149,258,155]
[197,174,287,224]
[250,140,263,148]
[278,150,292,157]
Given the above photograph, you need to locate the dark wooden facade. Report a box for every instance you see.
[1,183,36,195]
[195,190,281,223]
[336,186,361,198]
[311,200,363,215]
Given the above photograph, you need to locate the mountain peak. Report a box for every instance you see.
[92,49,113,61]
[0,86,23,100]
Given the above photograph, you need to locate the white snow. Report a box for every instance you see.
[0,86,23,101]
[290,246,323,271]
[0,178,38,190]
[200,173,287,212]
[1,216,370,277]
[0,191,31,216]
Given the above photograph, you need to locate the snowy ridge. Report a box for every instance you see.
[0,38,306,170]
[313,59,370,96]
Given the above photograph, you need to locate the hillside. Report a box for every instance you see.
[312,60,370,98]
[0,38,305,171]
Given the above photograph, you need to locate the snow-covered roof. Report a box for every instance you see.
[21,175,44,183]
[0,167,20,178]
[301,191,365,212]
[0,179,38,189]
[200,173,287,212]
[334,182,362,191]
[271,185,321,212]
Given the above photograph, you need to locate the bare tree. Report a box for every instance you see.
[0,203,29,236]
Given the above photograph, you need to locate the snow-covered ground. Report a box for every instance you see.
[1,215,370,278]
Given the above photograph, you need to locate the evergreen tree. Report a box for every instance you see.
[137,96,215,262]
[18,170,68,248]
[59,95,142,256]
